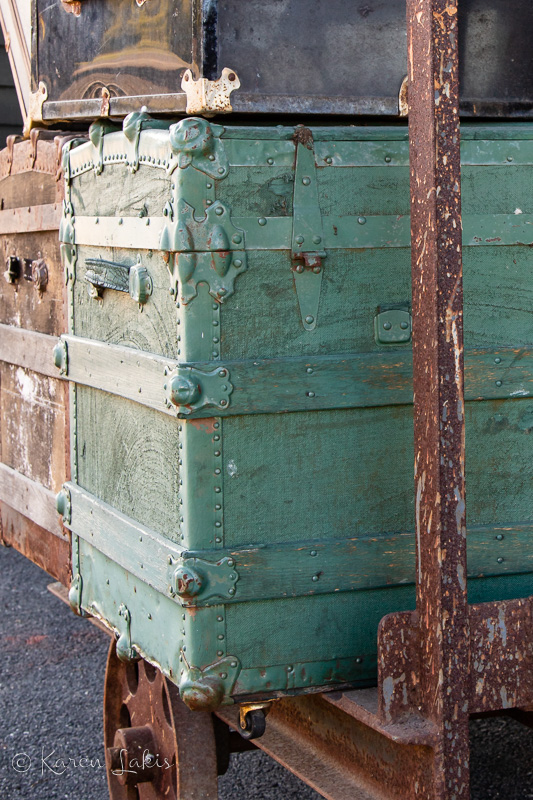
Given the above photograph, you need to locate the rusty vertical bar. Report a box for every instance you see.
[407,2,469,798]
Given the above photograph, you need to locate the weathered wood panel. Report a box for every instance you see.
[0,505,70,585]
[0,133,70,581]
[0,364,67,489]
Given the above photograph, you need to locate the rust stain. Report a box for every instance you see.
[187,418,216,433]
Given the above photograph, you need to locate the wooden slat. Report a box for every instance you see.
[65,481,533,606]
[0,202,61,234]
[57,333,533,418]
[0,462,66,539]
[0,323,60,377]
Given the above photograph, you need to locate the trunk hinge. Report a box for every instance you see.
[291,127,326,332]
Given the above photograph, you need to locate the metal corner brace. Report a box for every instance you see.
[181,68,240,117]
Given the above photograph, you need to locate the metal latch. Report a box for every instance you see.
[4,256,32,285]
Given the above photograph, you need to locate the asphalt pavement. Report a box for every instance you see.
[1,544,532,800]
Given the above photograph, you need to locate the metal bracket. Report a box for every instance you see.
[123,108,172,173]
[169,555,239,605]
[53,339,69,376]
[60,242,77,287]
[3,256,32,285]
[68,573,83,614]
[59,202,75,245]
[23,82,48,137]
[88,119,120,174]
[292,128,326,331]
[116,603,139,663]
[55,486,72,523]
[166,365,233,417]
[168,117,229,178]
[162,200,247,305]
[31,258,48,291]
[179,654,241,710]
[181,68,240,117]
[374,307,412,344]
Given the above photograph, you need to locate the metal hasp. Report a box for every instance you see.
[291,127,326,331]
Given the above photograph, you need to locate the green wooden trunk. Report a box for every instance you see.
[55,115,533,710]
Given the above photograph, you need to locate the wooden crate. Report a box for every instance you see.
[0,130,73,585]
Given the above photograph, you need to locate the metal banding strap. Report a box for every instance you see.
[68,214,533,251]
[54,333,533,418]
[60,482,533,608]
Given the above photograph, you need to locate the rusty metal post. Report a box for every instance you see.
[407,1,469,797]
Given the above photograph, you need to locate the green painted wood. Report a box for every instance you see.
[313,139,533,168]
[75,388,181,540]
[64,481,533,607]
[65,481,184,591]
[57,334,533,417]
[69,212,533,251]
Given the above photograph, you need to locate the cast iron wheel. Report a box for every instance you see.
[238,709,267,740]
[104,638,219,800]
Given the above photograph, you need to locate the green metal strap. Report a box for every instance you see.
[60,482,533,608]
[68,213,533,251]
